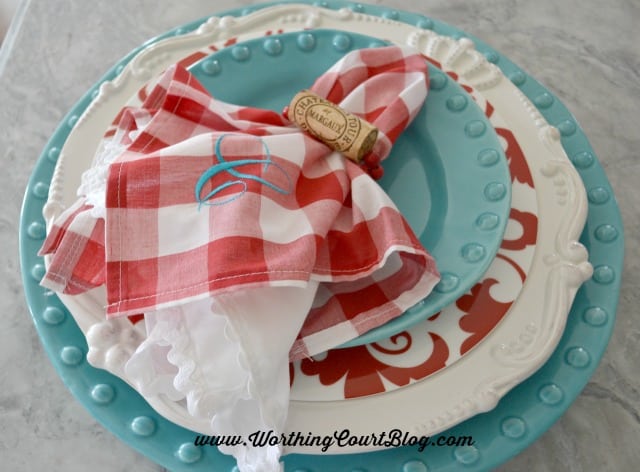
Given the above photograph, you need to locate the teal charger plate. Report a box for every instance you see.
[19,1,623,471]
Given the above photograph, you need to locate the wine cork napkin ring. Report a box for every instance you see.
[287,90,379,164]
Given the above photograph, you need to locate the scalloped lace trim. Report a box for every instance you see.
[124,284,317,472]
[124,303,283,471]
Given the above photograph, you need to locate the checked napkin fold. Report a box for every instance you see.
[40,45,440,471]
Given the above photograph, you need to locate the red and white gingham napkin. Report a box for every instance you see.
[40,45,440,471]
[40,45,439,360]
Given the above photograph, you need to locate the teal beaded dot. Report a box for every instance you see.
[403,460,428,472]
[538,383,564,405]
[67,115,79,128]
[173,27,186,36]
[501,416,527,439]
[583,306,609,327]
[176,443,202,464]
[484,51,499,64]
[454,445,480,465]
[417,18,434,29]
[241,7,253,16]
[131,416,156,437]
[91,88,100,99]
[115,64,125,76]
[477,149,500,167]
[263,38,283,56]
[461,243,486,263]
[429,73,447,90]
[557,119,577,137]
[313,0,328,6]
[90,384,115,405]
[588,186,610,204]
[446,94,468,112]
[200,59,221,76]
[297,33,316,51]
[332,33,352,52]
[565,347,591,368]
[31,264,45,282]
[32,182,49,199]
[434,272,459,293]
[592,265,615,284]
[509,71,526,86]
[572,151,594,169]
[27,222,46,240]
[231,45,250,61]
[465,120,487,137]
[42,306,66,325]
[47,147,60,163]
[534,92,554,109]
[594,224,618,242]
[484,182,507,201]
[382,10,399,20]
[476,212,500,231]
[350,3,365,13]
[60,346,83,366]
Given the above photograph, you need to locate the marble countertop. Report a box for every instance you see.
[1,0,638,471]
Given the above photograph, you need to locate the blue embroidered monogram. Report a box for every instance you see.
[195,134,292,207]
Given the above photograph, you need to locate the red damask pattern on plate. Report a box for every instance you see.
[299,332,449,398]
